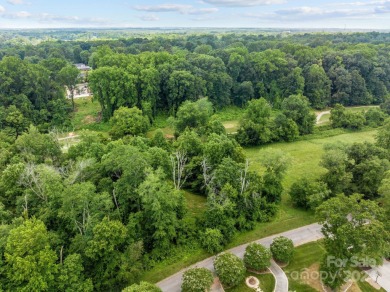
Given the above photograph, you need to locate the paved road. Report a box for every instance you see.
[365,260,390,292]
[316,110,331,124]
[157,223,324,292]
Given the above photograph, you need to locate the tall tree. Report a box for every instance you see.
[58,65,80,110]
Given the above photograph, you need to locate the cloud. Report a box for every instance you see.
[243,1,390,23]
[201,0,285,6]
[0,5,5,13]
[7,0,25,5]
[140,14,160,21]
[133,4,218,15]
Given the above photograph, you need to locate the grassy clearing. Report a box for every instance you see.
[226,272,275,292]
[71,96,110,132]
[183,191,207,218]
[244,129,377,190]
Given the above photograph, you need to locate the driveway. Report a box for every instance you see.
[365,260,390,291]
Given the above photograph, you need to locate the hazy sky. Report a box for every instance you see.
[0,0,389,29]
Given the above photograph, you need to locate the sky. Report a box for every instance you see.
[0,0,390,29]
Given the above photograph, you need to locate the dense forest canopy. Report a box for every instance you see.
[0,30,389,291]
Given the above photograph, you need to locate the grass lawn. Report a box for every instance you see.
[71,96,110,132]
[283,241,385,292]
[284,241,326,291]
[225,272,275,292]
[183,191,207,218]
[244,128,377,190]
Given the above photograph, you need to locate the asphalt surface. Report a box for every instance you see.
[365,260,390,291]
[157,223,324,292]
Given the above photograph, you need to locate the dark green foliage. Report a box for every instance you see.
[181,268,214,292]
[236,98,272,146]
[317,194,390,289]
[109,107,150,139]
[174,98,213,133]
[290,178,331,209]
[244,243,271,271]
[213,252,246,288]
[281,94,316,135]
[330,104,366,130]
[200,228,224,254]
[270,236,294,264]
[365,108,387,127]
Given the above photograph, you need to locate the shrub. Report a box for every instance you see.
[270,236,294,264]
[213,252,245,288]
[122,281,161,292]
[181,268,214,292]
[243,243,271,271]
[200,228,224,254]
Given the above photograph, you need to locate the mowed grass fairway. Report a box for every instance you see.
[244,129,377,190]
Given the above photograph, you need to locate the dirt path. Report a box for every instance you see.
[316,110,331,125]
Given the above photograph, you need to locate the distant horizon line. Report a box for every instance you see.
[0,26,390,32]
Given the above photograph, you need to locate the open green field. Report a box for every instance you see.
[244,129,377,190]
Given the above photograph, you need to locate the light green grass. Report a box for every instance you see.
[244,129,377,190]
[183,191,207,218]
[226,272,275,292]
[283,241,385,292]
[284,241,326,292]
[71,96,110,132]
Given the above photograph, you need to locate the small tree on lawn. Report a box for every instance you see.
[181,268,214,292]
[244,242,271,271]
[270,236,294,264]
[213,252,245,288]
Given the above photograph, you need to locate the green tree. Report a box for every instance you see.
[320,145,352,195]
[365,107,387,127]
[261,150,290,203]
[135,169,185,257]
[4,219,58,291]
[89,67,137,120]
[85,217,143,291]
[281,94,316,135]
[304,64,331,109]
[270,236,294,264]
[109,107,150,139]
[236,98,272,145]
[57,254,93,292]
[290,178,331,210]
[174,98,213,133]
[377,120,390,150]
[181,268,214,292]
[244,243,271,271]
[317,194,390,289]
[58,65,80,110]
[200,228,224,254]
[213,252,245,288]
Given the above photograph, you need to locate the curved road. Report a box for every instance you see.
[157,223,324,292]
